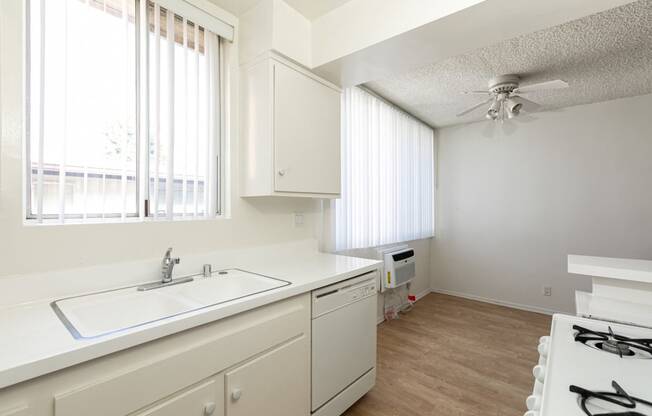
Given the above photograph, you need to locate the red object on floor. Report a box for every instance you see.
[408,294,416,302]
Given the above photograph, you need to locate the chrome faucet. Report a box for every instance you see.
[138,248,190,291]
[161,247,180,283]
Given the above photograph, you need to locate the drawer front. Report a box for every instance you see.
[132,378,222,416]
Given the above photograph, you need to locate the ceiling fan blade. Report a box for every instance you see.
[456,98,493,117]
[513,95,541,112]
[461,90,490,95]
[515,79,569,93]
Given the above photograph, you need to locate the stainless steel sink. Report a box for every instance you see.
[51,269,290,339]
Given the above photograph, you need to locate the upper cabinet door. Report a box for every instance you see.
[273,62,341,195]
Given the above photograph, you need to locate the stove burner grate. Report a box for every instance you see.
[570,380,652,416]
[573,325,652,359]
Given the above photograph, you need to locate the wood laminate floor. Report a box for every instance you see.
[344,293,552,416]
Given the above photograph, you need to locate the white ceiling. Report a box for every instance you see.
[207,0,350,19]
[364,0,652,128]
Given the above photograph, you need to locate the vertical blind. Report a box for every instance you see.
[27,0,223,223]
[335,87,435,251]
[147,1,220,219]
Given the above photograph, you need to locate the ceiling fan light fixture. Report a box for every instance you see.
[486,102,500,120]
[457,74,568,123]
[505,98,523,116]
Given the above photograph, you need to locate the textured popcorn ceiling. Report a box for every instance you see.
[364,0,652,128]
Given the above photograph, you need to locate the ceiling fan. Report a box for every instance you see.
[457,74,569,121]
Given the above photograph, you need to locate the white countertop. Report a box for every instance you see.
[568,255,652,284]
[0,241,381,389]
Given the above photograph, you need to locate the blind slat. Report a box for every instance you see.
[165,9,175,220]
[36,0,46,223]
[181,18,188,217]
[120,0,130,220]
[203,31,210,216]
[152,3,161,218]
[58,0,69,223]
[193,23,199,217]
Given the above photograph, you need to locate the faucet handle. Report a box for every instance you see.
[203,264,212,277]
[163,247,173,258]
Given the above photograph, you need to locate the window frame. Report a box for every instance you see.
[24,0,225,223]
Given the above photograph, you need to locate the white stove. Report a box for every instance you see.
[528,314,652,416]
[525,255,652,416]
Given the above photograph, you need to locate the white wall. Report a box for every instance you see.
[239,0,311,67]
[0,0,319,278]
[431,94,652,314]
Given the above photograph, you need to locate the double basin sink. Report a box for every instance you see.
[51,269,290,339]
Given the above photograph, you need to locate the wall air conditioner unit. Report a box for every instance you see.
[382,247,416,291]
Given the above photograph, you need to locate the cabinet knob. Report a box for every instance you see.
[278,169,286,177]
[231,388,242,401]
[204,402,216,415]
[526,394,542,410]
[537,341,549,357]
[533,365,546,382]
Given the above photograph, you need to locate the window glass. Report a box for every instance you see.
[28,0,138,220]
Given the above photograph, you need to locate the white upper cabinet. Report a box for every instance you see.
[241,53,341,198]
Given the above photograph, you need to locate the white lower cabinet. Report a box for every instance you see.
[0,294,311,416]
[225,335,310,416]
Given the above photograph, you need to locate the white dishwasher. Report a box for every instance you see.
[311,271,378,416]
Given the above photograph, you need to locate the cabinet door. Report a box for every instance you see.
[225,336,309,416]
[132,378,223,416]
[273,62,341,195]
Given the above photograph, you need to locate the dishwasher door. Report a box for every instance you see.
[311,272,378,411]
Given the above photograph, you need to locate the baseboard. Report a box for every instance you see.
[414,288,431,301]
[429,288,561,316]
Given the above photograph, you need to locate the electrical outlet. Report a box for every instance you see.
[293,212,304,227]
[543,286,552,297]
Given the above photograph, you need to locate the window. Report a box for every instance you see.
[334,87,435,251]
[26,0,227,223]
